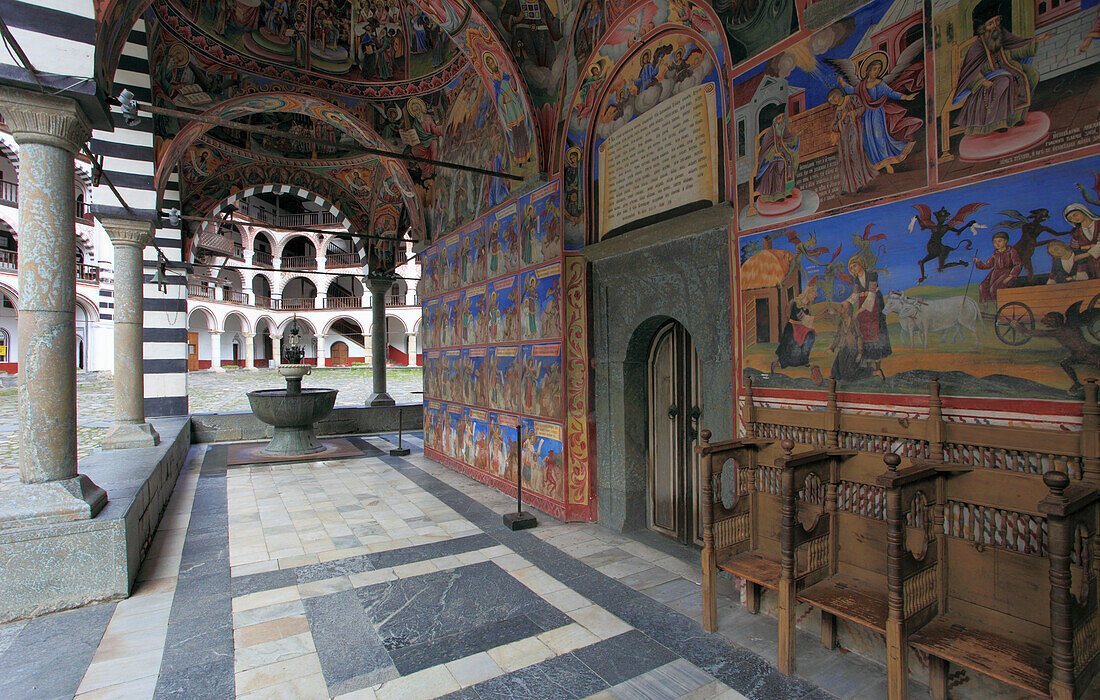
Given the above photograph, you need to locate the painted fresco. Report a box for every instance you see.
[564,28,728,246]
[739,154,1100,400]
[443,348,461,402]
[424,350,442,396]
[489,345,523,413]
[419,178,576,515]
[443,235,463,291]
[462,348,488,404]
[461,284,487,345]
[488,209,521,276]
[489,412,520,479]
[442,291,462,347]
[423,297,442,348]
[734,0,927,232]
[933,0,1100,183]
[445,403,465,460]
[521,262,564,340]
[467,408,491,471]
[468,222,489,284]
[488,275,521,343]
[475,0,568,107]
[420,246,440,299]
[425,400,446,449]
[521,418,566,502]
[521,342,564,418]
[163,0,459,82]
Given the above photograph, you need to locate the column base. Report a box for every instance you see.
[0,476,107,529]
[211,367,226,373]
[243,365,257,371]
[366,391,395,407]
[101,422,161,450]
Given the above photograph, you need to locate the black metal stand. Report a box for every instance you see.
[389,409,411,457]
[504,423,537,531]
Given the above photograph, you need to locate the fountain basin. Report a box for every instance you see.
[246,387,338,456]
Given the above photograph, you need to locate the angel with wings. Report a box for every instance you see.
[826,45,923,175]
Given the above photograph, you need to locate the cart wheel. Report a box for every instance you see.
[1088,293,1100,343]
[995,301,1034,346]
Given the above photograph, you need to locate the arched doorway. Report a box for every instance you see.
[330,341,349,366]
[647,321,702,545]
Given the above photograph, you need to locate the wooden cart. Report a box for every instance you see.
[993,278,1100,345]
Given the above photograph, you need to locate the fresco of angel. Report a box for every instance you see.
[826,44,923,175]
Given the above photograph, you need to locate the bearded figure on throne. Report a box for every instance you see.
[953,12,1051,135]
[748,108,800,215]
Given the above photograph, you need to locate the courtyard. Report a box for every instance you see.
[0,367,423,486]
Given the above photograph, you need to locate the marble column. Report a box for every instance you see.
[0,89,106,524]
[366,275,394,406]
[243,332,256,370]
[406,333,417,366]
[272,336,282,368]
[100,216,159,449]
[210,330,224,372]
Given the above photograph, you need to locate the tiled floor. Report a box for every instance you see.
[0,433,907,699]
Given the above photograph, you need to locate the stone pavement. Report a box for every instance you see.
[0,368,422,488]
[0,432,923,700]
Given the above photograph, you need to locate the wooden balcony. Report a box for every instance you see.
[280,255,316,271]
[325,252,359,268]
[324,296,362,309]
[253,250,273,267]
[77,263,99,283]
[274,297,316,310]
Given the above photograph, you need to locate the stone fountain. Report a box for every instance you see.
[246,318,337,456]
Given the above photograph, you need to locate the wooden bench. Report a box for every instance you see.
[700,377,1100,699]
[907,469,1100,699]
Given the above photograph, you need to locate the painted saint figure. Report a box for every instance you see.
[1064,203,1100,279]
[847,260,891,380]
[748,109,799,214]
[771,282,820,380]
[974,231,1023,302]
[828,88,877,194]
[833,50,921,174]
[952,14,1050,135]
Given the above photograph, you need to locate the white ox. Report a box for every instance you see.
[883,291,983,347]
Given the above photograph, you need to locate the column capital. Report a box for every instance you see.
[367,274,396,295]
[243,332,256,339]
[210,330,224,336]
[0,88,92,153]
[99,216,155,249]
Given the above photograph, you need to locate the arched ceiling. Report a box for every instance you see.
[92,0,549,270]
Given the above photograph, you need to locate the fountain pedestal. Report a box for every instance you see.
[247,365,338,456]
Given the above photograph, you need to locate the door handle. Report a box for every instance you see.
[668,404,679,419]
[688,406,701,440]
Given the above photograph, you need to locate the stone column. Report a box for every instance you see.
[210,330,224,372]
[366,275,395,406]
[243,332,256,370]
[99,216,159,449]
[317,341,327,367]
[272,336,282,368]
[406,333,417,366]
[0,89,106,524]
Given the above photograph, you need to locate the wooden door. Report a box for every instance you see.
[187,332,199,371]
[647,321,702,546]
[331,341,348,366]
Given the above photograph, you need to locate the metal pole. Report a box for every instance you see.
[389,407,410,456]
[503,422,537,530]
[515,423,522,514]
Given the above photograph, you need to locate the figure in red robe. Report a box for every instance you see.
[974,231,1022,302]
[952,14,1050,135]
